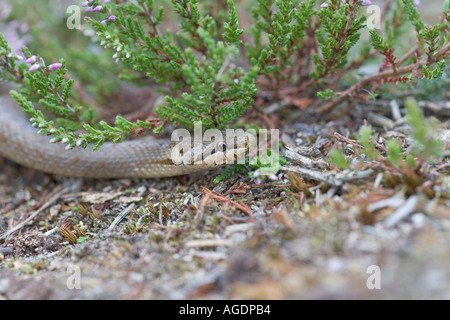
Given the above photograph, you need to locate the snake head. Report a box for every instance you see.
[171,129,256,168]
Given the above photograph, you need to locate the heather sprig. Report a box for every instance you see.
[86,0,257,129]
[248,0,315,83]
[319,0,449,113]
[311,0,366,81]
[4,0,121,101]
[402,0,425,35]
[0,33,155,151]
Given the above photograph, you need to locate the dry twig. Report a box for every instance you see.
[201,186,252,215]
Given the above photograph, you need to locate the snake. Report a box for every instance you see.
[0,95,250,178]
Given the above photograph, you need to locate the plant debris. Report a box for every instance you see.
[1,96,449,299]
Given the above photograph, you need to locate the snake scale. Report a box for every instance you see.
[0,95,246,178]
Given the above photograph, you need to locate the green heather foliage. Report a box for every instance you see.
[328,148,350,170]
[0,0,449,151]
[404,96,444,161]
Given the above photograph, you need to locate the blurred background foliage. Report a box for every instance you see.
[1,0,120,107]
[0,0,448,108]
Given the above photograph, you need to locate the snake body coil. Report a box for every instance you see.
[0,96,221,178]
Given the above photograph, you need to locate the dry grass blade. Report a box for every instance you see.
[59,220,77,244]
[201,186,252,215]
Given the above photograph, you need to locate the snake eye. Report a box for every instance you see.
[209,142,226,156]
[217,142,226,152]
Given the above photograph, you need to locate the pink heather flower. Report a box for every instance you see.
[360,0,372,5]
[413,0,421,6]
[81,1,89,7]
[101,19,108,25]
[108,15,116,21]
[76,140,83,147]
[103,0,111,3]
[85,7,93,12]
[28,63,41,72]
[321,3,329,8]
[25,55,38,64]
[269,174,279,181]
[93,5,103,12]
[48,63,63,71]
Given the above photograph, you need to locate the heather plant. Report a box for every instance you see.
[0,0,449,152]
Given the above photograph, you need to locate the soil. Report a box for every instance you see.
[0,0,449,301]
[1,99,449,300]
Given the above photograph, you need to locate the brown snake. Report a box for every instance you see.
[0,95,248,178]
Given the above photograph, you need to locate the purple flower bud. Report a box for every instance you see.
[320,3,329,8]
[28,63,41,72]
[103,0,111,3]
[108,15,116,21]
[48,63,63,71]
[101,19,108,25]
[269,174,279,181]
[61,138,69,144]
[359,0,372,5]
[81,1,89,6]
[86,7,93,12]
[25,55,38,64]
[76,140,83,147]
[413,0,421,6]
[93,5,103,12]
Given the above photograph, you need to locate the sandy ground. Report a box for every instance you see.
[1,102,449,300]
